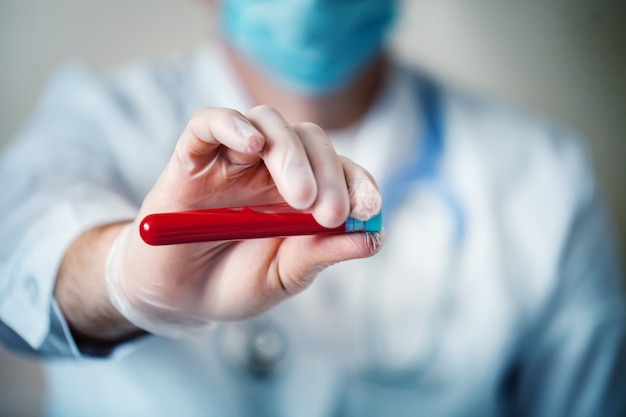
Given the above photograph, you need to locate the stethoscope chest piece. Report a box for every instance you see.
[216,318,288,378]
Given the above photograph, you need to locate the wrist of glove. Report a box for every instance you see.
[105,223,214,339]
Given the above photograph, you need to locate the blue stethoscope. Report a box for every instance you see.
[217,75,467,380]
[382,75,465,242]
[358,75,467,382]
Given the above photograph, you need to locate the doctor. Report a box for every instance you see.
[0,0,624,416]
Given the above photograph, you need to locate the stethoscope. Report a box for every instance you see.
[382,76,465,241]
[215,75,467,380]
[361,75,466,383]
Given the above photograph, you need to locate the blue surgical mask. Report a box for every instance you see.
[220,0,397,95]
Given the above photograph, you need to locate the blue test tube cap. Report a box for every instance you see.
[345,211,383,233]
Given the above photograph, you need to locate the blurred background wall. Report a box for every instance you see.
[0,1,624,416]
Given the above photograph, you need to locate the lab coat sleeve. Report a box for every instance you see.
[509,142,625,417]
[0,65,140,358]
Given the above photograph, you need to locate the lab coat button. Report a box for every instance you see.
[217,319,287,377]
[24,277,39,303]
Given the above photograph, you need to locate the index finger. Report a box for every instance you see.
[175,107,265,174]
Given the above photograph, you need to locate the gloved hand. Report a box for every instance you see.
[106,105,383,338]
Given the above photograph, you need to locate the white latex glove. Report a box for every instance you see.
[107,106,383,338]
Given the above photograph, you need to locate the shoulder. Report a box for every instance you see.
[392,65,593,199]
[32,49,204,131]
[16,49,210,160]
[436,80,595,210]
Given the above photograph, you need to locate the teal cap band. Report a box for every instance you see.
[345,211,383,233]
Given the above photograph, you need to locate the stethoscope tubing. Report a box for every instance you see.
[364,75,466,381]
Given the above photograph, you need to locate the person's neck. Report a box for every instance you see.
[223,44,388,131]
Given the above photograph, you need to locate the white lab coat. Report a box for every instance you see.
[0,44,624,417]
